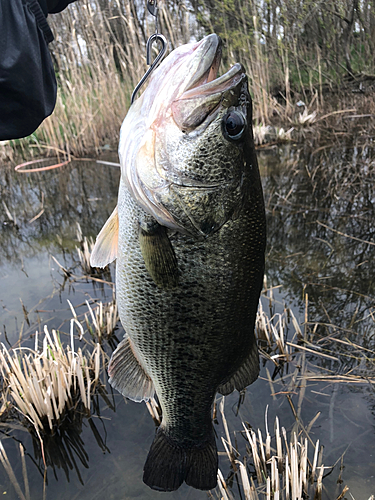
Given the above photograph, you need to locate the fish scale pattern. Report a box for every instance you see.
[116,140,265,445]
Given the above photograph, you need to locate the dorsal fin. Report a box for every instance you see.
[90,206,119,268]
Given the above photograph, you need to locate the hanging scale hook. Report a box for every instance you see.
[131,0,168,104]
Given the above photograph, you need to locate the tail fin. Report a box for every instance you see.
[143,427,218,491]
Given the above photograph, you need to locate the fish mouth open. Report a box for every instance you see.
[180,63,244,100]
[186,34,223,90]
[182,34,245,100]
[171,35,245,132]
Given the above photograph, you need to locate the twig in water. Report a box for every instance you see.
[317,220,375,246]
[335,484,349,499]
[0,441,27,500]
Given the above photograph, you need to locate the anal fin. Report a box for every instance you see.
[218,340,259,395]
[108,334,154,402]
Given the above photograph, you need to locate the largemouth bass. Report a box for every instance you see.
[91,33,266,492]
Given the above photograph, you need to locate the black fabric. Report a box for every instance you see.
[48,0,76,14]
[37,0,48,16]
[0,0,77,140]
[0,0,57,140]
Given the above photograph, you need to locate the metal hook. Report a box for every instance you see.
[147,0,158,17]
[131,33,168,104]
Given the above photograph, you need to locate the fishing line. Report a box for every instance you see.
[131,0,168,104]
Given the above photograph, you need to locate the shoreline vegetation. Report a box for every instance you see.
[1,0,375,162]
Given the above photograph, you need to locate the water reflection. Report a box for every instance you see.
[32,406,94,485]
[258,143,375,498]
[0,147,374,498]
[260,142,374,333]
[0,159,120,342]
[0,159,120,262]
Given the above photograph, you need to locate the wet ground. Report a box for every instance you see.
[0,144,374,499]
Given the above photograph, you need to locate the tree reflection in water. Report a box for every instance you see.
[261,142,374,336]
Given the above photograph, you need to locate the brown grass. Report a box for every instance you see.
[1,0,372,161]
[0,326,103,432]
[214,398,336,500]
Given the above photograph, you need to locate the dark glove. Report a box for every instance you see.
[47,0,77,14]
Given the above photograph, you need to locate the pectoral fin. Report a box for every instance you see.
[218,340,259,395]
[108,334,154,402]
[90,206,119,268]
[139,217,179,289]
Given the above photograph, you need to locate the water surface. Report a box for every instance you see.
[0,147,374,499]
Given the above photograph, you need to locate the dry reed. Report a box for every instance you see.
[215,283,374,498]
[75,222,96,275]
[83,298,119,342]
[255,285,375,387]
[2,0,363,160]
[215,398,349,500]
[0,325,102,432]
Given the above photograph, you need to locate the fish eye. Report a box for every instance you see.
[222,111,246,141]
